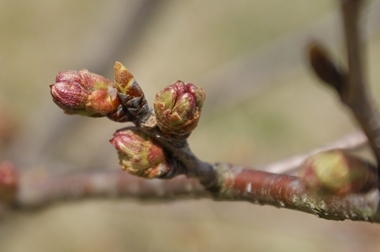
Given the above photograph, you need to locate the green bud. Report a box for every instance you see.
[299,150,377,195]
[50,70,120,117]
[153,80,205,140]
[109,128,171,178]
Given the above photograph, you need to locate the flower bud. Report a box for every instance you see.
[110,128,171,178]
[114,62,151,123]
[299,150,377,195]
[153,80,205,140]
[307,41,346,94]
[0,161,18,203]
[50,69,120,117]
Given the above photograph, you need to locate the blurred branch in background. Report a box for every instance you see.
[264,131,367,174]
[16,172,207,210]
[200,0,380,114]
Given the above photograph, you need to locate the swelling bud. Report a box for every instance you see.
[50,70,120,117]
[299,150,377,195]
[113,62,151,124]
[153,80,205,140]
[110,128,171,178]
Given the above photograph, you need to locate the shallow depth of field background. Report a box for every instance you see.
[1,1,380,251]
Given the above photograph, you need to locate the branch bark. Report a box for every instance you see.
[16,171,208,209]
[11,164,380,223]
[214,163,380,222]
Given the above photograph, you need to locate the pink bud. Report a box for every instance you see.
[50,69,120,117]
[153,81,205,140]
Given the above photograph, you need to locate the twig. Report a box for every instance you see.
[10,165,380,222]
[340,0,380,168]
[264,131,367,174]
[16,171,208,209]
[152,131,217,189]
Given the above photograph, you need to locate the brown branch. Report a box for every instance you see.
[340,0,380,168]
[214,163,380,222]
[16,171,208,210]
[7,165,380,223]
[152,132,217,189]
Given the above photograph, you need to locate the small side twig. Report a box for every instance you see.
[264,131,367,174]
[309,0,380,175]
[340,0,380,169]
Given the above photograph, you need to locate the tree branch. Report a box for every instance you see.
[214,163,380,222]
[10,164,380,223]
[340,0,380,168]
[16,171,208,210]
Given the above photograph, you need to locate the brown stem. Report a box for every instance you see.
[8,166,380,222]
[340,0,380,169]
[16,171,208,209]
[152,132,217,190]
[214,163,380,222]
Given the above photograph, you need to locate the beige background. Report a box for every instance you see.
[1,1,380,251]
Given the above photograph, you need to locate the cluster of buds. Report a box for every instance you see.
[50,62,206,138]
[51,62,206,178]
[299,150,377,195]
[153,80,205,140]
[50,69,120,117]
[110,128,172,178]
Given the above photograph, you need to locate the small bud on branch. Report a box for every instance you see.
[153,81,205,140]
[114,62,151,124]
[299,150,377,195]
[307,41,347,94]
[50,70,120,117]
[110,128,173,179]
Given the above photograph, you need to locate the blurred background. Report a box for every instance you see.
[1,0,380,251]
